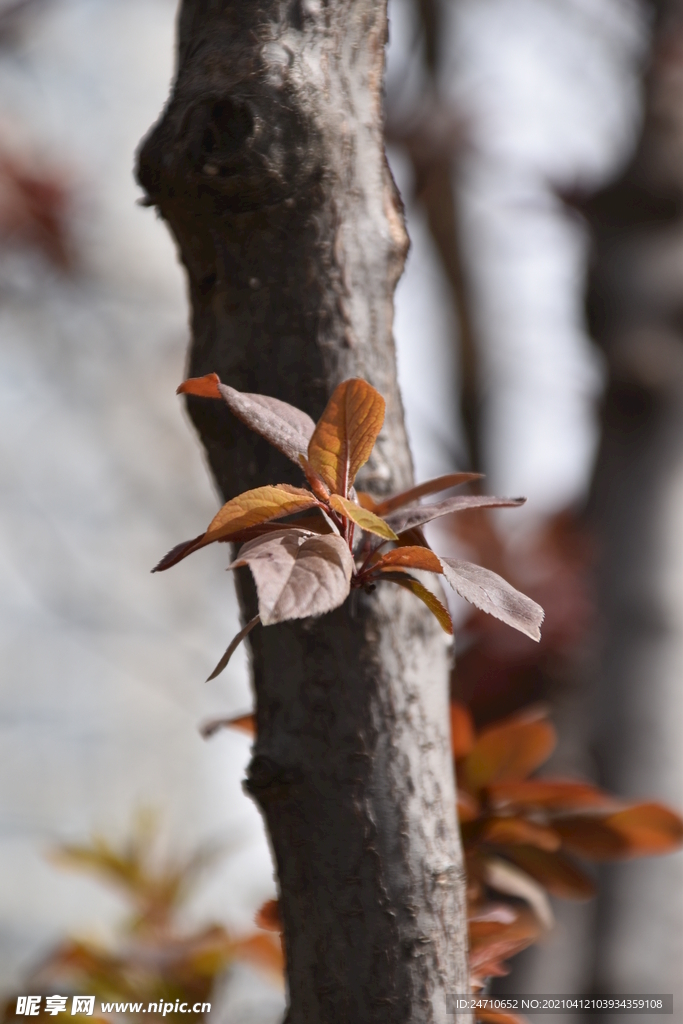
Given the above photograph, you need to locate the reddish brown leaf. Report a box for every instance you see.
[177,372,223,399]
[373,472,483,516]
[373,545,444,574]
[457,788,480,822]
[231,932,284,978]
[384,495,526,535]
[480,817,561,852]
[307,378,385,495]
[356,491,377,510]
[487,779,617,813]
[255,898,282,932]
[461,712,556,791]
[469,908,541,975]
[381,571,453,633]
[206,615,261,681]
[328,494,398,540]
[231,530,354,625]
[499,845,596,900]
[440,559,544,642]
[555,803,683,861]
[451,701,476,759]
[200,713,256,739]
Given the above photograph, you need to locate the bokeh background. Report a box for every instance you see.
[1,0,681,1019]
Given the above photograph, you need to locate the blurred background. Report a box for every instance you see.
[0,0,681,1019]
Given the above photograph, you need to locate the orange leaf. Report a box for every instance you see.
[206,485,320,543]
[381,571,453,634]
[307,378,385,495]
[555,803,683,861]
[480,817,561,852]
[374,471,483,516]
[461,711,556,791]
[200,712,256,739]
[328,494,397,540]
[356,491,377,510]
[457,788,480,822]
[487,779,616,813]
[451,701,476,759]
[499,845,596,899]
[177,372,222,399]
[255,898,282,932]
[373,546,443,574]
[231,932,284,978]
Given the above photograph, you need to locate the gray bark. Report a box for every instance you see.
[137,2,470,1021]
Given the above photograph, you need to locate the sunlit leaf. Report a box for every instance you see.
[231,530,354,626]
[380,571,453,633]
[373,545,443,574]
[178,374,315,465]
[480,817,561,852]
[487,779,617,813]
[200,712,256,739]
[440,559,544,642]
[328,494,398,540]
[205,485,319,543]
[554,803,683,861]
[461,711,556,791]
[255,898,282,932]
[384,495,526,534]
[206,616,260,681]
[499,845,596,899]
[373,472,483,516]
[307,378,385,495]
[451,701,476,759]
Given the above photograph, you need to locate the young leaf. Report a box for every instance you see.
[500,845,596,900]
[230,530,354,626]
[440,559,544,642]
[178,374,315,466]
[468,907,541,979]
[384,495,526,534]
[373,471,483,516]
[461,713,556,791]
[328,494,398,540]
[307,378,385,495]
[480,817,561,853]
[205,485,319,543]
[487,779,616,813]
[206,615,261,681]
[380,571,453,634]
[373,545,444,574]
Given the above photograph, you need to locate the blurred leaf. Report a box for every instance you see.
[231,530,353,625]
[451,701,476,759]
[480,817,561,853]
[307,378,385,495]
[231,933,284,980]
[200,713,256,739]
[255,898,282,932]
[487,779,616,813]
[555,803,683,861]
[499,845,595,900]
[461,711,556,791]
[479,856,554,929]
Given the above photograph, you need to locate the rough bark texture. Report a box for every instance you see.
[137,2,470,1021]
[585,1,683,1014]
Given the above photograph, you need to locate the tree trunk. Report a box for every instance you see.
[585,0,683,1013]
[137,2,470,1021]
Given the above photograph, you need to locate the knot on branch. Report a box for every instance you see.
[245,754,304,800]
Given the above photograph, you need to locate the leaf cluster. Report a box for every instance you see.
[158,375,544,677]
[2,816,282,1022]
[451,702,683,993]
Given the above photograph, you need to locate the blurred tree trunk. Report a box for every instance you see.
[137,2,470,1022]
[586,0,683,1010]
